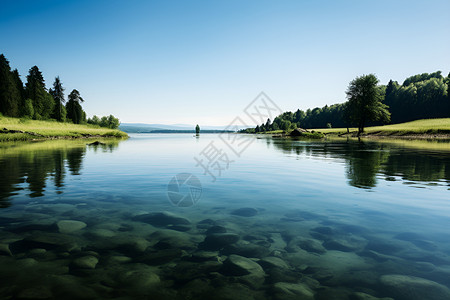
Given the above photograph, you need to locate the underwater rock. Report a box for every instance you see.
[108,255,132,264]
[365,239,404,255]
[190,251,220,262]
[230,208,258,217]
[310,226,333,240]
[196,218,217,229]
[170,261,223,283]
[288,238,326,254]
[57,220,87,234]
[351,292,394,300]
[137,248,184,265]
[258,256,290,270]
[201,233,240,250]
[379,274,450,300]
[272,282,315,300]
[323,236,366,252]
[132,212,190,227]
[49,274,100,299]
[315,287,353,300]
[206,225,227,235]
[0,243,12,256]
[86,228,115,238]
[213,283,264,300]
[222,254,266,289]
[222,241,271,258]
[150,230,198,250]
[116,265,160,288]
[15,232,81,252]
[72,255,98,269]
[165,224,192,232]
[16,286,53,299]
[222,254,264,276]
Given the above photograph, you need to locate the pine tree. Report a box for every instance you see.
[0,54,21,117]
[66,89,85,124]
[50,76,65,121]
[25,65,53,119]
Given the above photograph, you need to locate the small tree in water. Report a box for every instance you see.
[195,124,200,134]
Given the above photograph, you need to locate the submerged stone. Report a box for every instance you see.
[223,254,264,276]
[272,282,314,300]
[258,256,290,270]
[57,220,87,234]
[201,233,240,250]
[323,236,366,252]
[206,225,227,235]
[289,238,326,254]
[0,243,12,256]
[132,212,190,227]
[230,208,258,217]
[16,286,53,299]
[352,292,394,300]
[379,274,450,300]
[223,242,271,258]
[72,255,98,269]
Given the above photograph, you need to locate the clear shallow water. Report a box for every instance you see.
[0,134,450,299]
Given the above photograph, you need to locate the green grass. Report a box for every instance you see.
[0,116,128,142]
[314,118,450,136]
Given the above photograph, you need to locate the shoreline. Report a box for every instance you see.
[0,117,128,142]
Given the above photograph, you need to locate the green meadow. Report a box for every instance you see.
[0,116,128,142]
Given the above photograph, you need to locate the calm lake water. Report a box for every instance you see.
[1,134,450,299]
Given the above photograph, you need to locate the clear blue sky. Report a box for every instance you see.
[1,0,449,125]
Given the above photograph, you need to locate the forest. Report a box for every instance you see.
[245,71,450,133]
[0,54,119,129]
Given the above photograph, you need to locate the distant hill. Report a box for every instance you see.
[119,123,232,133]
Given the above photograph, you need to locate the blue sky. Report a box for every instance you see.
[1,0,449,125]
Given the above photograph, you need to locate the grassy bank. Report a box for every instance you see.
[0,116,128,142]
[254,118,450,139]
[315,118,450,137]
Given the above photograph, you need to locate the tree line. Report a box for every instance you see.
[243,71,449,134]
[0,54,120,129]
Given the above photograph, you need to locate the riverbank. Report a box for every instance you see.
[0,116,128,142]
[260,118,450,140]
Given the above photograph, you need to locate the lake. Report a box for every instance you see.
[1,134,450,299]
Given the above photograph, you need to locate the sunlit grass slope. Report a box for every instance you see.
[316,118,450,136]
[0,116,128,141]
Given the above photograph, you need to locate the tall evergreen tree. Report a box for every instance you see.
[11,69,25,108]
[66,89,85,124]
[50,76,66,121]
[0,54,21,117]
[25,65,53,119]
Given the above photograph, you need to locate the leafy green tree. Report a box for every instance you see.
[66,89,85,124]
[107,115,119,129]
[345,74,390,136]
[0,54,21,117]
[50,76,65,121]
[99,116,108,127]
[195,124,200,134]
[87,115,100,125]
[281,120,291,132]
